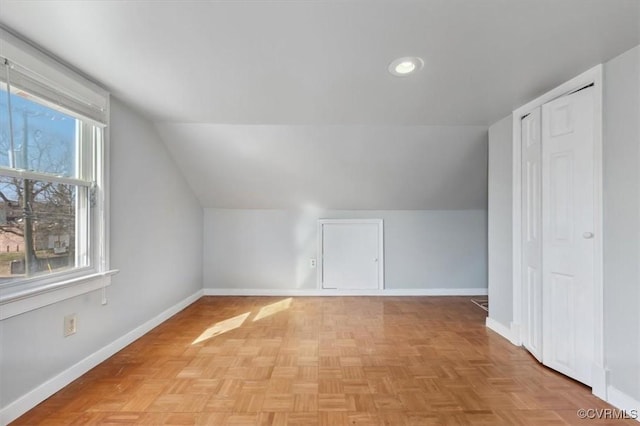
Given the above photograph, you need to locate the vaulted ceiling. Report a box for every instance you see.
[1,1,638,209]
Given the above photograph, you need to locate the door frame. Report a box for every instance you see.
[317,219,384,291]
[511,65,605,398]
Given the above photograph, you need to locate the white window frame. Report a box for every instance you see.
[0,27,116,320]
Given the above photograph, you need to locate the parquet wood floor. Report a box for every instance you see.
[11,297,634,425]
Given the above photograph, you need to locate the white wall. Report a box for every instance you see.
[602,45,640,402]
[487,116,513,328]
[204,208,487,292]
[0,98,203,416]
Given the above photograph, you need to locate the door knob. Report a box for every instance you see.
[583,232,594,239]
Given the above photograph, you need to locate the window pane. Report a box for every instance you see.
[0,87,78,178]
[0,176,86,282]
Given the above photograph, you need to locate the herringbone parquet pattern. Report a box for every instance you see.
[11,296,632,425]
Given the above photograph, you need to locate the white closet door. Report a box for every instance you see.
[321,221,382,290]
[521,108,543,361]
[542,86,595,386]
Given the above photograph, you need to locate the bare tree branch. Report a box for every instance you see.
[0,226,24,237]
[32,182,53,198]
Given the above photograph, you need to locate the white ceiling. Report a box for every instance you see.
[0,1,638,209]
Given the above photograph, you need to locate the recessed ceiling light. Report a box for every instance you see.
[388,57,424,77]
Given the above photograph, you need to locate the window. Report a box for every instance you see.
[0,88,94,281]
[0,27,111,315]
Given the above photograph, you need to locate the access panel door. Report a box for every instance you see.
[320,220,383,290]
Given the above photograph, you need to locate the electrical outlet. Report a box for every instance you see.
[309,258,317,268]
[64,314,77,337]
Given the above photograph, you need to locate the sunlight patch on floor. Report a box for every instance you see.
[191,311,251,345]
[252,298,292,322]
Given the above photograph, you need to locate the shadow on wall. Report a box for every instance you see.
[294,205,324,288]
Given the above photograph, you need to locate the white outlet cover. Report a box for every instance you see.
[64,314,77,337]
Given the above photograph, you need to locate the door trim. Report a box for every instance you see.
[511,64,605,397]
[317,219,384,291]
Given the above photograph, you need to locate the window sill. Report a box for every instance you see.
[0,270,119,320]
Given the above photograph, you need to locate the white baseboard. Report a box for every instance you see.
[203,287,488,297]
[485,317,515,342]
[0,289,203,426]
[509,322,522,346]
[607,386,640,423]
[591,365,608,400]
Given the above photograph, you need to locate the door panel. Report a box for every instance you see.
[526,267,541,352]
[321,222,380,290]
[542,87,595,386]
[549,273,576,370]
[521,108,543,360]
[549,152,573,243]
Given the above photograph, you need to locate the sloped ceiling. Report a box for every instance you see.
[157,124,488,210]
[0,1,638,209]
